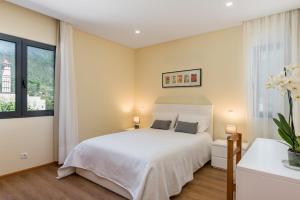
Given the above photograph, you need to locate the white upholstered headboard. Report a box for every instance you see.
[153,95,213,136]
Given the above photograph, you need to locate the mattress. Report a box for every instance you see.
[58,128,212,200]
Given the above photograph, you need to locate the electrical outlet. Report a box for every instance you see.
[20,152,28,160]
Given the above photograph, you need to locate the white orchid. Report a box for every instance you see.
[292,93,300,100]
[269,65,300,155]
[266,65,300,101]
[286,64,299,72]
[289,72,300,100]
[292,68,300,77]
[266,75,275,89]
[266,72,286,87]
[266,73,287,95]
[287,79,300,92]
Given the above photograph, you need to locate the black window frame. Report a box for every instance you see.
[0,32,56,119]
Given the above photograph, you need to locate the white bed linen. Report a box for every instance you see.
[57,128,212,200]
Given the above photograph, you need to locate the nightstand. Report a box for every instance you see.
[125,128,136,131]
[211,139,248,170]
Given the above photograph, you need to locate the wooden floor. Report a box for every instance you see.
[0,163,226,200]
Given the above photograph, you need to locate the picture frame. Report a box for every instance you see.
[162,68,202,88]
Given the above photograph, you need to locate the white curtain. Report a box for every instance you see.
[244,9,300,141]
[57,21,79,164]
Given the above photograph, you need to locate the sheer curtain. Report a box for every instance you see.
[55,21,79,164]
[244,9,300,142]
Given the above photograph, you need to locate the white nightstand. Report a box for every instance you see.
[211,139,249,170]
[125,128,135,131]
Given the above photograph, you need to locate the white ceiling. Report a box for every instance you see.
[8,0,300,48]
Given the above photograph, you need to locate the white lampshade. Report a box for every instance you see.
[133,116,140,124]
[226,124,237,134]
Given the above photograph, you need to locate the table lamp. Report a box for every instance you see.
[226,124,237,134]
[133,116,140,129]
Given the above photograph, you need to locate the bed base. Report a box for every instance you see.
[76,168,132,199]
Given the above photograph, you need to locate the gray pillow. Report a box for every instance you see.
[151,120,172,130]
[175,121,198,134]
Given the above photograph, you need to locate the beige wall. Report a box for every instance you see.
[0,1,57,176]
[135,26,248,141]
[73,30,135,141]
[0,1,135,175]
[0,0,247,176]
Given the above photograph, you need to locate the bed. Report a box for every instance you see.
[58,96,213,200]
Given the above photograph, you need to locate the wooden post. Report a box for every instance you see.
[227,136,233,200]
[236,133,242,164]
[227,133,242,200]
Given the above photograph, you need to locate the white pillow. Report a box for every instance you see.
[177,114,210,133]
[152,112,178,129]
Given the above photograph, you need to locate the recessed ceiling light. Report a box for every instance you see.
[134,30,141,34]
[226,2,233,7]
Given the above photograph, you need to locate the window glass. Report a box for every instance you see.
[27,46,55,111]
[0,40,16,112]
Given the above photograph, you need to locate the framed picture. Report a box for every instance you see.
[162,68,202,88]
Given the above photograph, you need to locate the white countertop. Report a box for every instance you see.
[237,138,300,184]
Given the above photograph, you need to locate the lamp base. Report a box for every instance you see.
[134,124,140,129]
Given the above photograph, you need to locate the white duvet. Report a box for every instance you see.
[57,128,212,200]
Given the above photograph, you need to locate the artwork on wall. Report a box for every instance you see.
[162,68,202,88]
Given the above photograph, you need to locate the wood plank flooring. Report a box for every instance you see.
[0,163,226,200]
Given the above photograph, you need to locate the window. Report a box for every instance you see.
[0,33,55,118]
[252,43,285,118]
